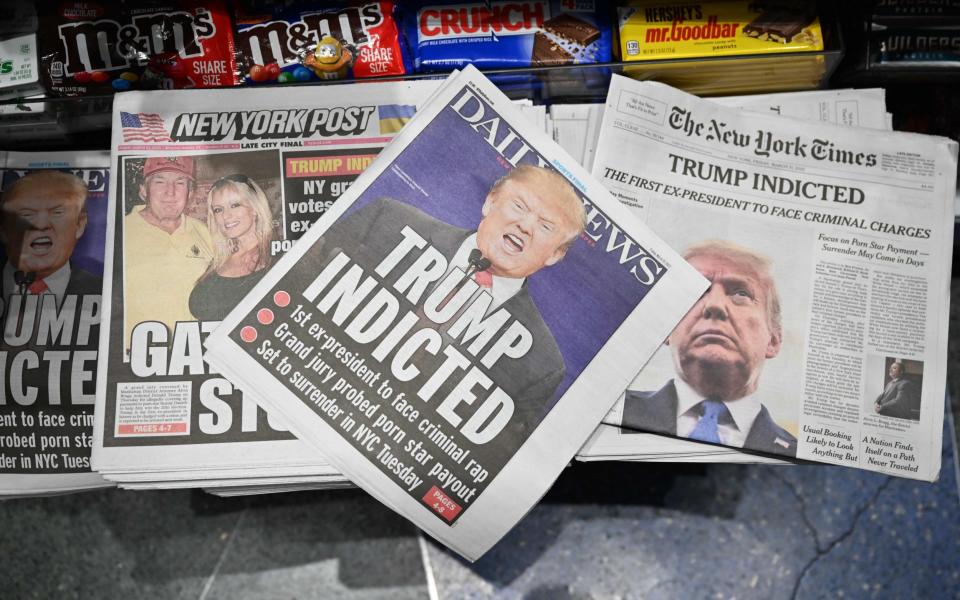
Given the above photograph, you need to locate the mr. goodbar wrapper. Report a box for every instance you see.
[618,0,823,61]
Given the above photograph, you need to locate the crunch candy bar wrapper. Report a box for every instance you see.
[38,1,239,96]
[405,1,613,72]
[234,1,410,84]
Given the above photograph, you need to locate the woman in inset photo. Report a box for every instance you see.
[189,174,275,321]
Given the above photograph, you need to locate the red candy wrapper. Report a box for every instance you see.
[234,1,409,84]
[38,1,239,96]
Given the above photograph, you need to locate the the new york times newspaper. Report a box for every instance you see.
[0,150,111,496]
[204,66,708,559]
[577,87,894,465]
[584,77,957,481]
[92,81,443,486]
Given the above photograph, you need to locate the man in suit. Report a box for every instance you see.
[0,170,101,406]
[874,360,920,421]
[622,240,797,457]
[0,170,101,304]
[311,164,585,462]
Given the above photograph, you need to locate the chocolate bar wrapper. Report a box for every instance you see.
[872,0,960,26]
[870,28,960,66]
[406,1,612,72]
[618,0,823,62]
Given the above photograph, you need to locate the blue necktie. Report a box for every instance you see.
[688,399,726,444]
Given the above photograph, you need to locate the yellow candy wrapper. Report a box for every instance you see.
[618,1,824,61]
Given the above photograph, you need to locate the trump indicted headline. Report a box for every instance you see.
[295,224,531,446]
[0,293,100,406]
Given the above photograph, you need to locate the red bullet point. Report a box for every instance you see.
[240,326,257,343]
[257,308,274,325]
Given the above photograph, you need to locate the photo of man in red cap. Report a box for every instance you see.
[123,156,212,350]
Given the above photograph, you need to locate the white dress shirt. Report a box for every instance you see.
[3,261,73,341]
[447,233,524,311]
[675,377,762,447]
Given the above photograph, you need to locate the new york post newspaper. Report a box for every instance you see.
[92,80,444,488]
[203,66,709,559]
[583,76,957,481]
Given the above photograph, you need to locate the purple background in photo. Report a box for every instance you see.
[347,99,655,405]
[0,169,108,278]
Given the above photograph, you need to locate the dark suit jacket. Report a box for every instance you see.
[621,379,798,458]
[64,265,103,297]
[875,377,920,421]
[313,197,566,466]
[0,261,102,404]
[1,262,102,300]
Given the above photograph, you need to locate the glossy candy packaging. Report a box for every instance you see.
[37,0,239,96]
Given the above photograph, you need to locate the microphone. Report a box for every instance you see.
[13,270,36,295]
[465,249,492,277]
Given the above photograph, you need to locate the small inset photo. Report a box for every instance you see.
[868,356,923,422]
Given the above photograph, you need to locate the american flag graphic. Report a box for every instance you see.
[120,112,172,142]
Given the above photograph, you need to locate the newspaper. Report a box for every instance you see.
[550,88,892,176]
[203,65,708,559]
[551,104,604,171]
[710,88,890,129]
[575,88,894,465]
[92,80,445,488]
[0,150,112,496]
[582,76,957,481]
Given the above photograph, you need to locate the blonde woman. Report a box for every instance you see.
[189,174,275,321]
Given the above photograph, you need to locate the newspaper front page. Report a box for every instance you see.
[92,80,443,485]
[578,87,894,465]
[584,76,957,481]
[204,66,708,559]
[0,150,112,496]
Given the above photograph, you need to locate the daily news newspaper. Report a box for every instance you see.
[1,150,111,496]
[92,80,444,486]
[203,66,708,559]
[584,76,957,481]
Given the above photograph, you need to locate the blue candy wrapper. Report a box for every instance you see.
[405,1,612,73]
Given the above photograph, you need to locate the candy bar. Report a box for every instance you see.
[743,10,816,43]
[544,13,600,47]
[532,32,574,66]
[619,0,823,62]
[407,1,612,72]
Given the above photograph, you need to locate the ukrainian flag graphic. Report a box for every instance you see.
[378,104,416,134]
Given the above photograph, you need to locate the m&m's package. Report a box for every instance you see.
[37,1,239,96]
[405,1,613,72]
[233,1,410,85]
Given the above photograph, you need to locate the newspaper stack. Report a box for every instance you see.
[203,65,707,559]
[0,150,112,497]
[552,88,895,464]
[91,79,454,494]
[577,76,957,481]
